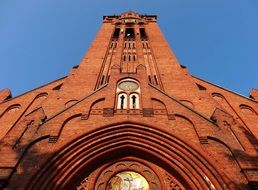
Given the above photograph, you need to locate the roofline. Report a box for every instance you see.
[0,76,67,105]
[149,83,219,127]
[192,75,258,103]
[40,83,108,125]
[103,13,157,20]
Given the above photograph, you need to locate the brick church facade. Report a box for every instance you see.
[0,12,258,189]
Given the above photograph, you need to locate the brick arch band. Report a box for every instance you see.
[28,124,230,190]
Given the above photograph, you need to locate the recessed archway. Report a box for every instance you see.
[28,123,230,190]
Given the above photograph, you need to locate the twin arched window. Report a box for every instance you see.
[117,79,140,110]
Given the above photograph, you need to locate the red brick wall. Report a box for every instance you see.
[0,12,257,189]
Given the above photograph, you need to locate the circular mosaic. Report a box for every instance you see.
[107,171,150,190]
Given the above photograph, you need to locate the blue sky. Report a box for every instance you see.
[0,0,257,97]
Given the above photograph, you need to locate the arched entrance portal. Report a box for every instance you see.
[75,158,185,190]
[28,124,229,190]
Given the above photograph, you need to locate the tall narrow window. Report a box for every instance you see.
[130,93,139,109]
[125,28,135,39]
[120,95,125,109]
[140,28,147,39]
[112,28,120,39]
[117,93,128,109]
[132,95,136,109]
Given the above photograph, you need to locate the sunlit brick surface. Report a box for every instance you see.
[0,12,257,190]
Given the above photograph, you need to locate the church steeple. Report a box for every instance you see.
[0,12,257,190]
[41,11,241,119]
[95,12,162,90]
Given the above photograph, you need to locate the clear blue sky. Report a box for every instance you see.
[0,0,257,97]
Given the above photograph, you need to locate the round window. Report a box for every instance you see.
[119,81,139,91]
[107,171,149,190]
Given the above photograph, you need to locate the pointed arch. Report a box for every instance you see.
[28,123,230,190]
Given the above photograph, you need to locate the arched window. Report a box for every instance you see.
[120,95,126,109]
[130,93,139,109]
[116,79,140,110]
[117,93,128,109]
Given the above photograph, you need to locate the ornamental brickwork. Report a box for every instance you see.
[0,12,257,190]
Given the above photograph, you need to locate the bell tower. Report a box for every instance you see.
[95,12,162,89]
[0,11,258,190]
